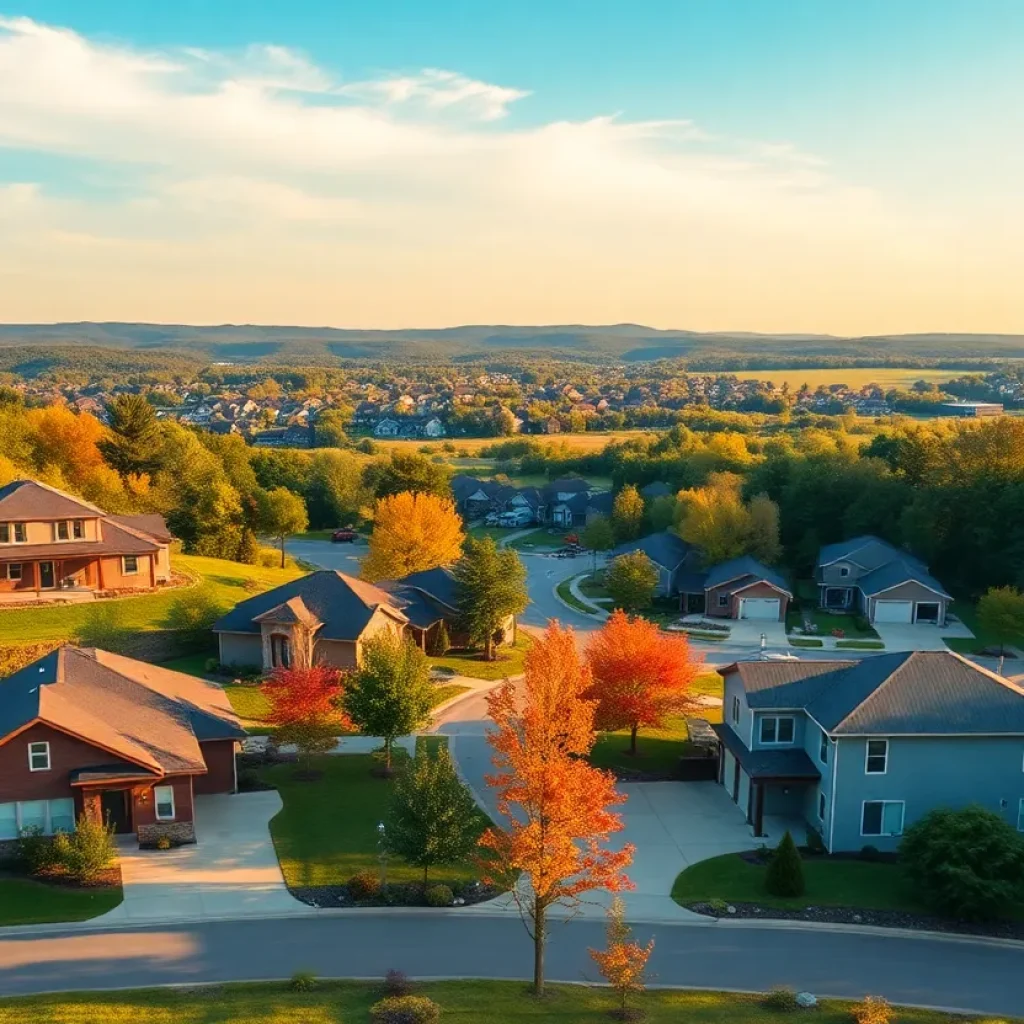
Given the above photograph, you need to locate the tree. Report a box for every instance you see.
[581,515,615,571]
[427,619,450,656]
[236,527,260,565]
[478,624,634,997]
[362,491,464,582]
[977,586,1024,656]
[674,472,751,564]
[384,744,481,884]
[900,805,1024,921]
[305,449,370,529]
[495,407,519,437]
[256,486,309,568]
[261,666,348,773]
[765,830,805,897]
[589,895,655,1017]
[646,493,677,533]
[611,484,645,542]
[452,537,529,660]
[746,492,782,564]
[604,551,659,613]
[313,408,348,448]
[99,393,163,477]
[342,632,435,771]
[586,610,702,755]
[364,451,451,500]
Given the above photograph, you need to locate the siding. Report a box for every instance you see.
[751,709,807,751]
[132,776,195,827]
[194,740,237,795]
[820,561,861,586]
[218,632,263,669]
[722,674,754,749]
[0,722,117,803]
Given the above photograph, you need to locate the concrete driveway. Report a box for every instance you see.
[97,792,303,925]
[873,619,973,651]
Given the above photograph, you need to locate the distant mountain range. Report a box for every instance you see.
[0,322,1022,367]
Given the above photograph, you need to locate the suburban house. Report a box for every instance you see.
[714,651,1024,851]
[542,478,598,528]
[817,535,951,625]
[0,647,245,848]
[612,530,702,598]
[690,555,792,622]
[212,567,515,672]
[0,480,172,600]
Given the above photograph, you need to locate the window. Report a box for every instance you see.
[18,800,47,834]
[818,790,826,821]
[731,695,740,725]
[839,566,850,578]
[862,800,904,837]
[28,741,50,772]
[271,633,292,669]
[6,563,21,581]
[717,593,729,607]
[1018,799,1024,832]
[49,798,75,833]
[122,555,139,575]
[0,523,26,544]
[819,730,829,764]
[154,785,175,821]
[759,716,795,745]
[0,799,77,838]
[73,519,84,540]
[0,803,16,841]
[14,523,25,543]
[55,521,69,541]
[865,739,888,774]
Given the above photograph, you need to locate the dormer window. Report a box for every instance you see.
[54,520,85,542]
[0,523,26,544]
[839,566,850,577]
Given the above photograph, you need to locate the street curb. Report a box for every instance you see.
[550,573,602,618]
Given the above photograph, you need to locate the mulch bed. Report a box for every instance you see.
[291,879,501,909]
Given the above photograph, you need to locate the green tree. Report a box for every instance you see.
[257,486,309,568]
[581,514,615,571]
[384,744,481,883]
[427,620,450,656]
[765,830,805,897]
[646,493,677,533]
[747,492,782,564]
[99,393,163,476]
[611,484,645,542]
[305,450,370,529]
[342,633,435,771]
[452,537,529,660]
[364,451,451,500]
[977,586,1024,656]
[604,551,659,613]
[313,408,349,448]
[236,527,260,565]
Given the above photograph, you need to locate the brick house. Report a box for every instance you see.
[0,480,172,599]
[0,647,245,848]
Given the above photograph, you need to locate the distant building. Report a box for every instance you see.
[939,401,1003,418]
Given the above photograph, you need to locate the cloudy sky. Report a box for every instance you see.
[1,1,1022,333]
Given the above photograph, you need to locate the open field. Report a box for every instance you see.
[730,367,956,390]
[370,430,654,455]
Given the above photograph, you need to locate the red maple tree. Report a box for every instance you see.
[585,609,702,756]
[260,665,349,769]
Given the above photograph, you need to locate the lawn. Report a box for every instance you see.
[789,637,824,648]
[260,743,489,889]
[0,981,983,1024]
[787,605,878,640]
[466,524,520,545]
[943,601,1022,656]
[730,367,957,391]
[429,633,533,680]
[590,673,724,775]
[507,528,566,551]
[555,575,598,614]
[0,554,304,644]
[0,876,123,926]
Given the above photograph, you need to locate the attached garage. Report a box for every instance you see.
[873,600,913,623]
[739,597,781,620]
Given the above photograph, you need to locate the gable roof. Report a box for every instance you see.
[704,555,791,596]
[393,565,459,610]
[857,559,951,599]
[0,480,106,520]
[613,530,693,571]
[818,535,927,573]
[726,652,1024,736]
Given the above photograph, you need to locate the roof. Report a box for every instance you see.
[212,570,409,642]
[108,514,173,544]
[0,480,105,520]
[0,647,245,777]
[726,652,1024,736]
[640,481,673,499]
[394,565,459,610]
[252,595,322,628]
[857,559,951,599]
[613,530,693,571]
[714,723,821,781]
[818,535,927,573]
[586,492,614,516]
[704,555,791,596]
[0,517,162,562]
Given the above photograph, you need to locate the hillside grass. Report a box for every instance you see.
[729,367,956,390]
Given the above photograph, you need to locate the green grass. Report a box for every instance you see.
[836,639,885,649]
[430,683,471,707]
[507,528,565,550]
[577,573,610,600]
[680,629,729,642]
[0,554,304,644]
[467,525,516,545]
[789,637,824,648]
[787,605,878,640]
[0,980,983,1024]
[731,367,957,390]
[260,744,489,888]
[555,575,598,614]
[293,530,337,541]
[943,601,1021,656]
[0,876,123,926]
[221,682,276,732]
[158,650,215,677]
[428,633,533,680]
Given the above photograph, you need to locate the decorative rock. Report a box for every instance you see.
[852,914,863,923]
[453,897,466,906]
[727,905,737,914]
[796,992,818,1009]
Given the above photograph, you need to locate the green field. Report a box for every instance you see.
[372,431,652,456]
[730,367,956,390]
[0,876,123,926]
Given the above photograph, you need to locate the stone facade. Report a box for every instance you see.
[137,820,196,846]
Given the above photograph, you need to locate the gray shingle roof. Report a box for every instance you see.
[613,530,693,570]
[818,535,927,573]
[396,566,459,610]
[640,481,673,499]
[704,555,791,595]
[857,559,950,599]
[714,723,821,781]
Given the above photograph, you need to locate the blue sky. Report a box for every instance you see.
[2,1,1023,331]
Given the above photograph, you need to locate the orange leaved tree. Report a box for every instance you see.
[478,623,635,996]
[590,895,655,1016]
[586,609,702,756]
[261,665,349,773]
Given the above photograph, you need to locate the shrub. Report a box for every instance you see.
[155,835,172,851]
[370,995,441,1024]
[851,996,893,1024]
[859,844,881,862]
[425,884,454,907]
[62,815,117,882]
[765,830,805,898]
[706,897,728,916]
[900,805,1024,920]
[18,825,53,875]
[204,657,221,674]
[383,969,415,998]
[289,970,317,992]
[762,987,799,1012]
[348,870,383,901]
[166,587,229,648]
[427,620,450,657]
[805,828,826,855]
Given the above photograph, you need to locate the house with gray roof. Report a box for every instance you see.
[715,651,1024,850]
[612,530,700,598]
[702,555,792,622]
[817,535,951,625]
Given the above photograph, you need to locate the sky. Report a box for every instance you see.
[1,1,1023,334]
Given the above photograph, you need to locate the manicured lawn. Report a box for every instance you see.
[429,633,533,680]
[0,980,981,1023]
[577,572,611,601]
[0,876,123,926]
[260,743,490,888]
[787,607,878,640]
[507,528,565,550]
[836,639,885,650]
[158,650,215,677]
[555,575,598,614]
[944,601,1022,656]
[467,525,516,545]
[789,637,824,648]
[0,554,304,644]
[222,682,276,732]
[430,683,471,707]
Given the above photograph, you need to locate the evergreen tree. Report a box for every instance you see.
[99,394,164,477]
[427,619,451,656]
[237,527,260,565]
[765,830,805,897]
[453,537,529,660]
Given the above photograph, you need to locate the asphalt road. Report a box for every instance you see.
[0,915,1020,1014]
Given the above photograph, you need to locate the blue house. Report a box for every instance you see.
[715,652,1024,851]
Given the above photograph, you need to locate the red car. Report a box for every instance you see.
[331,527,357,543]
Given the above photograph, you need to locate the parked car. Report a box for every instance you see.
[500,509,534,528]
[484,512,501,526]
[331,527,357,543]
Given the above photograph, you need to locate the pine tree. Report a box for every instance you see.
[765,830,805,897]
[237,527,260,565]
[98,393,163,477]
[453,537,529,661]
[427,619,451,656]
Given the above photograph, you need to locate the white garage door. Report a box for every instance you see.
[740,598,780,620]
[874,600,913,623]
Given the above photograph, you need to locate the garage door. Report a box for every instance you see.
[874,600,913,623]
[740,598,780,620]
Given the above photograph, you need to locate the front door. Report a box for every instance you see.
[100,790,133,834]
[38,561,55,589]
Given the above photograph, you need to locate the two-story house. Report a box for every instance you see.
[715,652,1024,852]
[0,480,172,600]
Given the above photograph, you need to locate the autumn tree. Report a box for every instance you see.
[479,624,634,997]
[581,515,615,571]
[362,491,464,582]
[452,537,528,660]
[261,666,348,773]
[257,486,309,568]
[746,492,782,564]
[363,451,452,500]
[342,632,435,771]
[977,586,1024,656]
[674,472,750,564]
[99,394,164,477]
[611,484,645,542]
[604,551,659,613]
[590,895,655,1017]
[586,610,702,756]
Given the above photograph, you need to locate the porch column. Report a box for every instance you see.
[149,555,156,589]
[753,783,766,838]
[32,560,40,594]
[96,557,105,590]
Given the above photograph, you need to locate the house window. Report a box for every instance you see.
[28,741,50,772]
[1017,799,1024,832]
[6,563,21,581]
[0,803,16,841]
[154,785,175,821]
[18,800,47,834]
[862,800,904,837]
[819,730,829,764]
[0,523,26,544]
[865,739,888,774]
[818,790,826,821]
[759,716,795,745]
[731,695,740,725]
[49,798,75,833]
[0,799,75,839]
[271,633,292,669]
[717,593,729,608]
[55,521,69,541]
[73,519,84,539]
[122,555,139,575]
[839,566,850,577]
